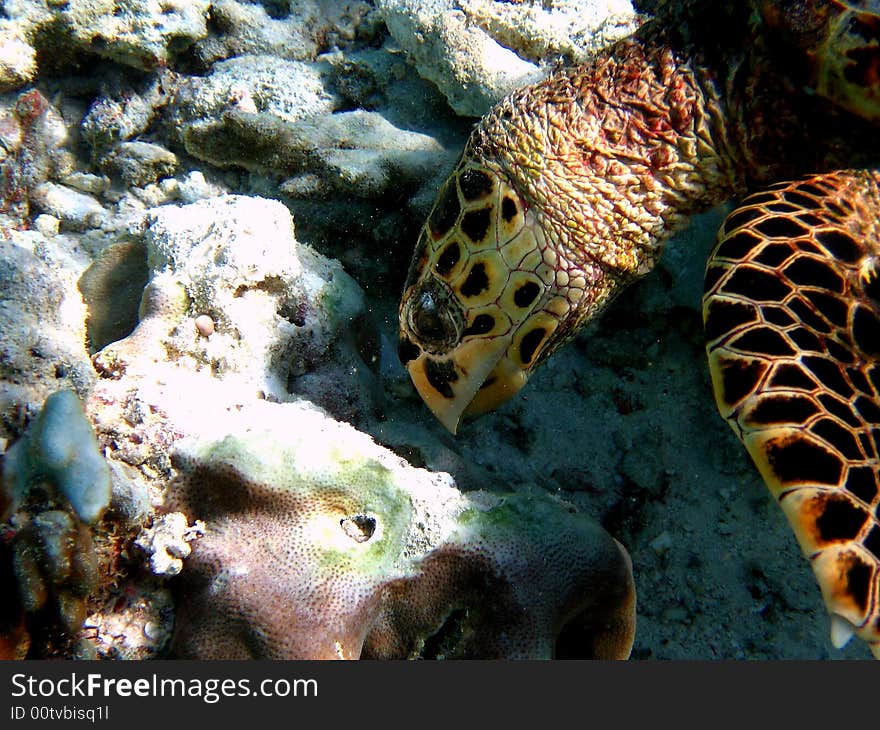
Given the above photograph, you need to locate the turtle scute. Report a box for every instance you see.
[704,170,880,658]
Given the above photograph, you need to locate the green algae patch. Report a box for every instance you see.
[311,460,413,573]
[173,424,415,579]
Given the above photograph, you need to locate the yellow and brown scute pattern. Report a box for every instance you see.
[704,170,880,657]
[399,159,601,433]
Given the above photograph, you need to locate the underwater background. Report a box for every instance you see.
[0,0,872,659]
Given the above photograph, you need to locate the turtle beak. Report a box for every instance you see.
[402,335,529,434]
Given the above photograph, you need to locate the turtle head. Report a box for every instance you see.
[398,161,582,434]
[758,0,880,123]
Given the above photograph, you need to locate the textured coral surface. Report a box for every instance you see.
[168,413,634,659]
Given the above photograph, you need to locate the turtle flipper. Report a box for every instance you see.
[703,169,880,657]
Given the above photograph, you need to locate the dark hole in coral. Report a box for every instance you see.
[420,608,468,659]
[340,514,376,543]
[278,301,307,327]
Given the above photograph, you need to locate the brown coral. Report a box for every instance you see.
[166,417,635,660]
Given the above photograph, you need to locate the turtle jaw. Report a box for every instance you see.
[400,338,528,435]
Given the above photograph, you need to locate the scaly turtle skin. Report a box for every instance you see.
[398,0,880,657]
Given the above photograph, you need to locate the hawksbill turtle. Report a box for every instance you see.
[397,0,880,658]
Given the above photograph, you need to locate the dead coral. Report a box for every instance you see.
[0,89,69,227]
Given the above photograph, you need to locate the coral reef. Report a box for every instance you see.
[10,510,97,644]
[100,141,179,188]
[134,512,204,578]
[71,188,631,658]
[0,390,110,659]
[82,584,174,660]
[77,241,150,353]
[166,54,449,205]
[0,0,209,77]
[0,237,95,423]
[167,403,635,659]
[185,0,381,69]
[375,0,638,116]
[59,0,211,71]
[0,90,72,226]
[0,30,37,92]
[182,107,445,200]
[90,194,380,422]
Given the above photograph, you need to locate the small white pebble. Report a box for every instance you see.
[194,314,215,337]
[143,621,160,640]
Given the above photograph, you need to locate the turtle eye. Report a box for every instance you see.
[413,291,446,340]
[404,283,463,353]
